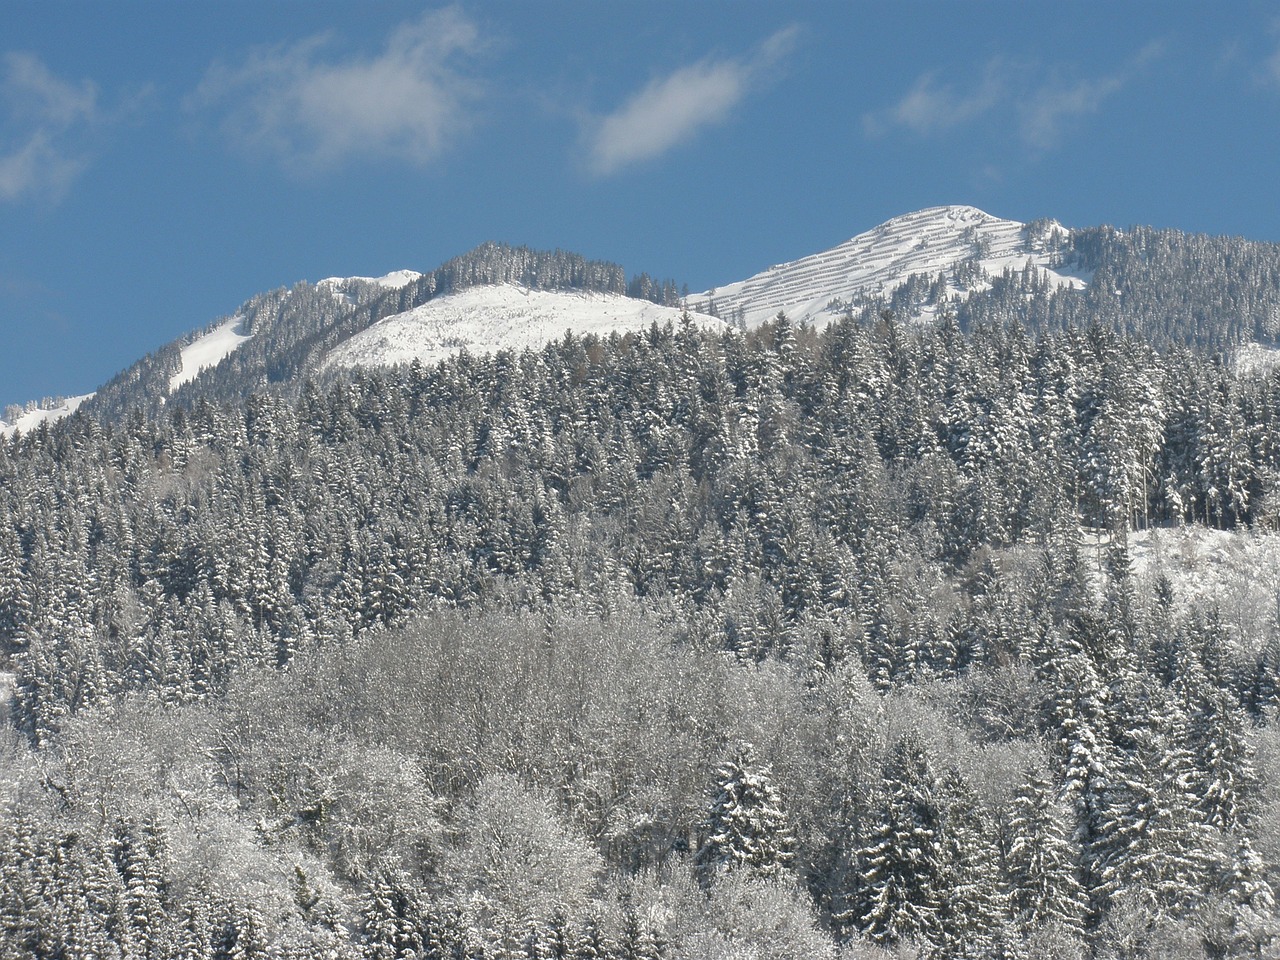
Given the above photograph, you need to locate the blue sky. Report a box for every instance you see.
[3,1,1280,410]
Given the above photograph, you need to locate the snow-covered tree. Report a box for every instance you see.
[695,745,795,883]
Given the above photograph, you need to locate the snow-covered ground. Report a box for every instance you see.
[1233,342,1280,376]
[687,205,1090,329]
[1082,525,1280,645]
[0,393,95,438]
[172,270,422,390]
[169,317,254,392]
[318,269,422,305]
[318,269,421,291]
[0,671,12,705]
[323,283,728,372]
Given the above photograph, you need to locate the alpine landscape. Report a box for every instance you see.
[4,5,1280,960]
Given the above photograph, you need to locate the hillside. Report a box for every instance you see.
[7,207,1280,959]
[687,204,1089,327]
[323,283,723,371]
[9,206,1280,434]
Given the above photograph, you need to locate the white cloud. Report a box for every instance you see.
[0,130,86,202]
[864,62,1005,138]
[866,43,1161,151]
[1018,41,1163,150]
[193,7,484,172]
[0,52,98,202]
[1017,74,1125,150]
[586,25,799,176]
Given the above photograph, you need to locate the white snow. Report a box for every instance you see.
[1233,342,1280,376]
[0,671,12,705]
[1076,524,1280,651]
[318,269,422,293]
[1,393,95,439]
[687,205,1089,329]
[323,283,727,372]
[169,316,254,392]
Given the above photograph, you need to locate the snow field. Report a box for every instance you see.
[687,204,1090,329]
[0,393,95,439]
[169,316,254,392]
[323,283,730,372]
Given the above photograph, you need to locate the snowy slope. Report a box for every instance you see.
[1090,525,1280,654]
[170,316,254,392]
[318,269,421,291]
[324,283,726,372]
[169,271,420,391]
[1233,342,1280,376]
[688,205,1089,329]
[1,393,95,438]
[318,270,422,305]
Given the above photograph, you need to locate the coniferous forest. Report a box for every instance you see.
[5,297,1280,957]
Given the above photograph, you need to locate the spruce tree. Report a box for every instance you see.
[855,734,944,949]
[695,745,795,883]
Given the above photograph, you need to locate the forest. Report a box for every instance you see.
[3,305,1280,958]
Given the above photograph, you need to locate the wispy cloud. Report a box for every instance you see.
[193,7,485,172]
[585,25,800,176]
[1265,23,1280,87]
[0,52,98,202]
[1017,73,1125,150]
[864,61,1006,138]
[866,42,1163,152]
[1019,41,1164,150]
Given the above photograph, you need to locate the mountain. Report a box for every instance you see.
[323,283,723,372]
[9,207,1280,960]
[73,245,649,424]
[686,204,1089,328]
[8,205,1280,436]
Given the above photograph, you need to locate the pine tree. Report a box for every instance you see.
[362,869,424,960]
[855,734,944,949]
[1094,688,1220,920]
[1005,763,1088,940]
[694,745,796,884]
[1213,834,1279,959]
[1048,648,1114,916]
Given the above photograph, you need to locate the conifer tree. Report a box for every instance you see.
[1005,763,1089,940]
[855,734,944,949]
[695,746,795,884]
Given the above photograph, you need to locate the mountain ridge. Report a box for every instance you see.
[8,205,1280,436]
[686,204,1089,328]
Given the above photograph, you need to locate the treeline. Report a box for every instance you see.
[2,313,1280,956]
[7,314,1280,731]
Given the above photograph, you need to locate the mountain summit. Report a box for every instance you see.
[11,204,1280,436]
[687,205,1089,328]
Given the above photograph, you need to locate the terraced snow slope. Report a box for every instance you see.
[324,283,726,371]
[688,205,1089,329]
[1,393,94,438]
[170,316,254,391]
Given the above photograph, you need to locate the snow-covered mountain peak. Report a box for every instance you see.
[323,282,727,373]
[688,205,1087,329]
